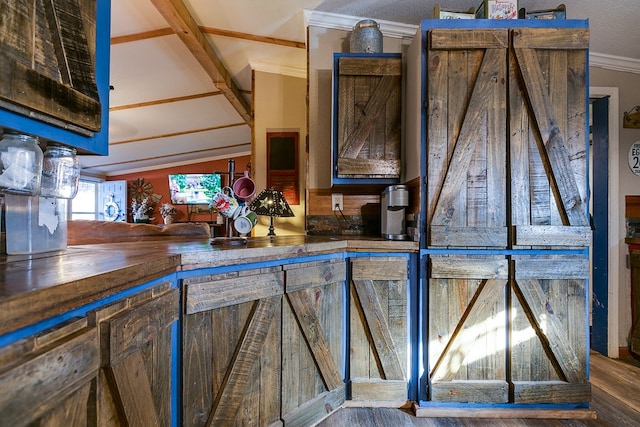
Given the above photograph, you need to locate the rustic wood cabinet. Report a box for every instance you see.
[182,257,346,426]
[0,0,110,154]
[0,281,178,426]
[408,19,591,407]
[332,53,402,186]
[89,282,178,426]
[349,256,410,402]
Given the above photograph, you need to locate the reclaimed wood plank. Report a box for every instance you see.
[281,385,345,427]
[513,278,584,383]
[513,381,591,404]
[350,379,408,401]
[430,257,508,279]
[337,158,400,177]
[185,271,284,314]
[512,28,589,50]
[430,381,509,403]
[514,225,591,247]
[208,296,280,426]
[286,290,343,390]
[338,57,401,76]
[110,349,160,426]
[429,226,508,247]
[430,29,508,49]
[352,279,404,380]
[285,259,346,292]
[513,46,588,226]
[0,326,99,426]
[182,310,213,427]
[514,257,589,280]
[351,257,407,281]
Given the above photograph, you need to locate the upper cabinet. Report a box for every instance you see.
[332,53,402,187]
[0,0,110,155]
[407,20,590,249]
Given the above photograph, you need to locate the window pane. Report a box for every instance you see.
[71,180,98,220]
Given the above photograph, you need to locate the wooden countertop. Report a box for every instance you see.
[0,235,417,337]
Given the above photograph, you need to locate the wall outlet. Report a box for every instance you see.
[332,193,343,211]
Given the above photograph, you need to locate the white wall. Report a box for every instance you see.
[590,66,640,352]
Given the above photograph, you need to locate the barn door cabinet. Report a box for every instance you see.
[0,281,178,426]
[408,19,591,407]
[349,256,410,402]
[332,53,402,187]
[0,0,110,154]
[182,257,346,427]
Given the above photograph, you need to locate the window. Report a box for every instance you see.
[71,179,99,220]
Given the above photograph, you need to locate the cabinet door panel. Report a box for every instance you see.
[282,259,345,425]
[182,267,283,427]
[0,318,98,426]
[350,257,408,401]
[426,29,508,248]
[92,283,178,427]
[510,28,590,248]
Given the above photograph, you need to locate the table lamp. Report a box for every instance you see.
[249,188,294,236]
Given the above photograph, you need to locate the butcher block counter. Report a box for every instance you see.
[0,234,418,427]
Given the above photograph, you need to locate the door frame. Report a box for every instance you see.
[590,86,620,358]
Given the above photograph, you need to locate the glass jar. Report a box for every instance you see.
[40,144,80,199]
[0,132,43,196]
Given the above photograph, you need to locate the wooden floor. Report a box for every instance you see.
[316,352,640,426]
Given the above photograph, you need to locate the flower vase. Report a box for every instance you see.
[134,214,150,224]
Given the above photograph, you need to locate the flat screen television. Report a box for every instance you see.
[168,173,221,204]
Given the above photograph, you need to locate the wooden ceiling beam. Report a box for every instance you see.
[148,0,253,125]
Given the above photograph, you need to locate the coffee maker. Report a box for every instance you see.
[381,185,409,240]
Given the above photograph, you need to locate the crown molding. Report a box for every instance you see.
[304,10,417,40]
[250,61,306,79]
[590,52,640,74]
[304,10,640,74]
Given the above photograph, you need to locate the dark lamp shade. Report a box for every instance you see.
[249,189,294,218]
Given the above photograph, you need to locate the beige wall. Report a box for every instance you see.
[253,71,307,236]
[590,66,640,350]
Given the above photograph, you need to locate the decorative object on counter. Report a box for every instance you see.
[624,106,640,129]
[475,0,518,19]
[159,203,178,225]
[518,3,566,19]
[231,170,256,202]
[249,188,294,236]
[233,205,258,235]
[381,185,409,240]
[349,19,382,53]
[0,131,43,196]
[40,144,80,199]
[209,186,239,218]
[432,4,476,19]
[131,197,154,223]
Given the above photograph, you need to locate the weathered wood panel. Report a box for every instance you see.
[427,255,508,402]
[0,318,99,426]
[510,28,589,249]
[282,259,345,422]
[182,268,283,427]
[91,282,177,427]
[350,257,409,401]
[0,0,101,133]
[426,30,508,248]
[335,56,401,178]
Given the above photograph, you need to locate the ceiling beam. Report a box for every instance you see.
[148,0,253,125]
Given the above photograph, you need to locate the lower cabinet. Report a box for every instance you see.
[0,318,99,426]
[0,281,178,426]
[182,258,346,427]
[90,282,179,426]
[348,256,410,402]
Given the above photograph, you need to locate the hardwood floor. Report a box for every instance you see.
[316,352,640,426]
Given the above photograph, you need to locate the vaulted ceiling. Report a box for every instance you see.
[78,0,640,177]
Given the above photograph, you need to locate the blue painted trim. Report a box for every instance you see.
[0,0,110,154]
[416,401,590,410]
[407,252,420,401]
[421,248,589,256]
[0,272,177,347]
[590,96,610,355]
[420,18,589,31]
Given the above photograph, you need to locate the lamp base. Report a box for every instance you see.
[267,216,276,236]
